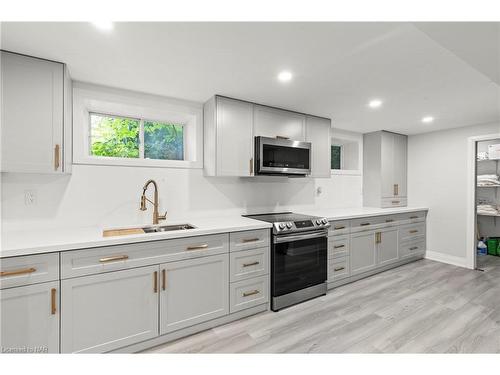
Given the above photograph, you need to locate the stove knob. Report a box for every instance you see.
[322,218,328,225]
[278,223,285,230]
[316,219,322,225]
[286,222,292,229]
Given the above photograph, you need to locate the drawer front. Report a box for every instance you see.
[0,253,59,289]
[230,247,269,282]
[381,197,408,208]
[379,214,401,227]
[399,223,426,242]
[230,275,269,313]
[328,256,350,282]
[230,229,270,252]
[61,233,229,279]
[395,211,427,224]
[350,216,386,233]
[328,235,349,259]
[400,240,426,259]
[328,220,350,236]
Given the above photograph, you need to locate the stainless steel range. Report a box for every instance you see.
[244,212,330,311]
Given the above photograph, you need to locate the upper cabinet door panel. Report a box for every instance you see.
[1,52,64,173]
[216,97,254,176]
[380,131,395,198]
[254,105,305,141]
[393,133,408,197]
[305,116,331,178]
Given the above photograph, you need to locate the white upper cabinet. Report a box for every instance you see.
[363,130,408,208]
[253,105,305,140]
[305,116,331,178]
[1,51,71,174]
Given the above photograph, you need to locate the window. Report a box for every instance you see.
[89,113,185,161]
[331,145,342,170]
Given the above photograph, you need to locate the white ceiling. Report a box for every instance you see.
[1,22,499,135]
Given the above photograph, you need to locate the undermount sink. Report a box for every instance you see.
[142,224,196,233]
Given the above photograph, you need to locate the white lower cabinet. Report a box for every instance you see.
[350,231,377,276]
[376,227,399,267]
[230,275,269,313]
[159,254,229,335]
[61,265,159,353]
[0,281,60,353]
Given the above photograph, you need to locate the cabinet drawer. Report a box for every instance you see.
[61,234,228,278]
[381,197,408,208]
[400,240,426,259]
[399,223,426,242]
[230,229,270,252]
[396,211,427,224]
[328,256,350,281]
[230,247,269,282]
[328,235,349,259]
[230,275,269,313]
[350,216,386,232]
[0,253,59,289]
[329,220,350,236]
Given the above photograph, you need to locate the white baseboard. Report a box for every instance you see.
[425,250,469,268]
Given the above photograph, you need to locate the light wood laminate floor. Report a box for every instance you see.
[144,258,500,353]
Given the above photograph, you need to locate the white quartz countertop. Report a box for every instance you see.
[0,206,428,258]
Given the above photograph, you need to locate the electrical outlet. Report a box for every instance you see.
[24,190,37,206]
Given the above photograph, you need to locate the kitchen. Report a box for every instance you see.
[1,7,500,370]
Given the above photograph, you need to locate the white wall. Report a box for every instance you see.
[408,122,500,266]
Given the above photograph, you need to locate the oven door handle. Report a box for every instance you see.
[274,231,328,244]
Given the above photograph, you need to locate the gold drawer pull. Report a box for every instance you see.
[243,290,260,297]
[334,266,345,272]
[392,201,400,204]
[242,238,260,243]
[242,261,260,267]
[360,223,370,226]
[99,255,129,263]
[54,144,60,171]
[409,216,419,219]
[162,269,166,291]
[394,184,399,196]
[334,225,346,230]
[409,230,419,234]
[0,267,37,277]
[186,244,209,250]
[409,246,419,251]
[51,288,57,315]
[334,244,345,249]
[386,219,394,223]
[153,271,158,293]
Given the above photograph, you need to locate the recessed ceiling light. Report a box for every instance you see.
[368,99,383,109]
[277,71,293,82]
[91,21,114,31]
[421,116,434,124]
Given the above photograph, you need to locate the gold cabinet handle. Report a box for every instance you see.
[391,201,400,204]
[386,219,394,223]
[162,269,166,291]
[409,246,419,251]
[54,144,60,171]
[242,238,260,243]
[409,216,418,219]
[250,158,253,175]
[334,244,345,249]
[334,267,345,272]
[242,261,260,267]
[360,223,370,227]
[394,184,399,196]
[186,244,209,251]
[153,271,158,293]
[409,230,419,234]
[51,288,57,315]
[334,225,346,230]
[375,232,382,244]
[0,267,37,277]
[99,255,129,263]
[243,290,260,297]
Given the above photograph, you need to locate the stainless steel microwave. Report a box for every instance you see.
[254,136,311,176]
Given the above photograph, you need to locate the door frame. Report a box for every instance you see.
[466,133,500,270]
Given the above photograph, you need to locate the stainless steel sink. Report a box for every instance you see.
[142,224,196,233]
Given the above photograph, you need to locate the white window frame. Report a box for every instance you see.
[73,82,203,169]
[330,129,363,176]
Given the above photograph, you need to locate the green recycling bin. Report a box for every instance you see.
[487,238,499,256]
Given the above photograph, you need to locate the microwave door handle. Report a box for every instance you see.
[274,231,327,244]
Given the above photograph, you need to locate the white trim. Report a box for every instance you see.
[330,128,363,176]
[425,250,469,268]
[466,133,500,270]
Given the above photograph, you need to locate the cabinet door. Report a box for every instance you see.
[1,52,64,173]
[305,116,331,178]
[254,105,305,140]
[350,231,377,276]
[61,265,159,353]
[216,97,254,176]
[160,254,229,334]
[380,131,395,198]
[393,133,407,197]
[0,281,59,353]
[376,227,399,267]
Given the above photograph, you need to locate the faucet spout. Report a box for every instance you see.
[140,179,167,225]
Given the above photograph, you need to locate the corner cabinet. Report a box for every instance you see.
[363,131,407,207]
[203,95,331,178]
[1,51,72,174]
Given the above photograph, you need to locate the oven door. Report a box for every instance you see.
[272,230,327,297]
[255,136,311,175]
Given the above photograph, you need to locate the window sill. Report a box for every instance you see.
[74,156,202,169]
[331,169,362,176]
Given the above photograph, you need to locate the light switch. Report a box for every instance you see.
[24,190,37,206]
